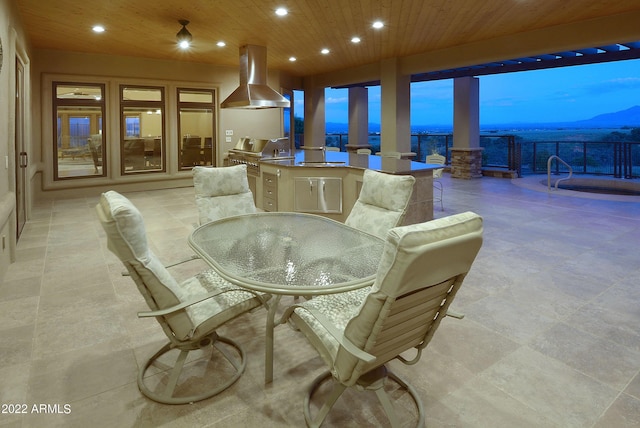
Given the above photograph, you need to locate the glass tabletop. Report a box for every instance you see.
[188,212,385,295]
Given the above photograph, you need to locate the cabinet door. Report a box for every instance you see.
[318,178,342,213]
[294,178,319,212]
[294,177,342,213]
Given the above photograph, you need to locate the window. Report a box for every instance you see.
[53,83,106,179]
[120,85,165,174]
[177,88,216,169]
[282,89,293,151]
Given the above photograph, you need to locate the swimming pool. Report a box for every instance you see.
[511,175,640,202]
[544,177,640,196]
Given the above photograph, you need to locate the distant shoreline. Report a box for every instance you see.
[325,124,638,133]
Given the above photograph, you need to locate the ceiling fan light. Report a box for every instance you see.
[176,19,192,48]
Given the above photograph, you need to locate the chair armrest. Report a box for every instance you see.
[122,254,200,276]
[163,254,201,269]
[283,305,376,363]
[138,287,268,318]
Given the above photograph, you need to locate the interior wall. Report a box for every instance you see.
[0,0,31,280]
[31,49,291,200]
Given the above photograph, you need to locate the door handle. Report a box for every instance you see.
[19,152,28,168]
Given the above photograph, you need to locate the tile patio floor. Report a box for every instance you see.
[1,173,639,427]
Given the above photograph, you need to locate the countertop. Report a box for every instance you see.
[260,150,442,175]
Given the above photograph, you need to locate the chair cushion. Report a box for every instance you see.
[182,270,264,338]
[292,212,483,386]
[336,212,483,382]
[345,169,415,238]
[192,165,256,224]
[98,191,264,341]
[292,287,371,368]
[99,192,192,337]
[357,169,415,211]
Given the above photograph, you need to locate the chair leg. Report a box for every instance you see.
[164,349,189,398]
[386,371,425,428]
[304,368,424,428]
[137,333,246,404]
[304,371,347,428]
[373,386,401,427]
[433,180,444,211]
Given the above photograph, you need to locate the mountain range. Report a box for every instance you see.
[574,105,640,127]
[324,105,640,133]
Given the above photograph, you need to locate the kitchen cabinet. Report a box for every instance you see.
[256,152,435,224]
[294,177,342,213]
[262,172,278,211]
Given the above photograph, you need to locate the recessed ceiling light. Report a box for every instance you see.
[372,21,384,29]
[275,7,288,16]
[289,57,297,62]
[216,41,226,47]
[351,36,361,43]
[321,48,330,55]
[92,25,105,33]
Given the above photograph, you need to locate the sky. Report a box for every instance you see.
[295,58,640,127]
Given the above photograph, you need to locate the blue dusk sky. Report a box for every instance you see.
[294,58,640,126]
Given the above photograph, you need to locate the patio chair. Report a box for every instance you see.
[96,190,268,404]
[345,169,415,238]
[87,135,102,174]
[426,154,446,210]
[192,164,257,225]
[283,211,483,427]
[123,138,146,171]
[181,136,203,168]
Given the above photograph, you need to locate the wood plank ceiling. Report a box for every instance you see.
[14,0,640,78]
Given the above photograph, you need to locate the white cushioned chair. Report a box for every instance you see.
[192,164,257,225]
[426,154,446,211]
[345,169,415,239]
[284,212,483,427]
[96,190,268,404]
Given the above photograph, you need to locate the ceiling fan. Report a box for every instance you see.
[56,88,102,100]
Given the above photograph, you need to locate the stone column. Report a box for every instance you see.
[345,87,370,153]
[303,79,326,148]
[452,77,483,179]
[380,58,411,155]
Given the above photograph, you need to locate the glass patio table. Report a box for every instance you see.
[188,212,385,383]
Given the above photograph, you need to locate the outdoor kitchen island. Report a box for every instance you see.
[255,150,441,224]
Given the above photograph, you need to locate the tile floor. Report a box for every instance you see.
[1,174,639,427]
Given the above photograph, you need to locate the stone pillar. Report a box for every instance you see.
[452,77,482,179]
[345,87,370,153]
[450,147,484,179]
[401,170,434,224]
[303,79,326,148]
[380,58,411,154]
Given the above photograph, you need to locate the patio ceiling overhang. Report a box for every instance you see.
[335,41,640,88]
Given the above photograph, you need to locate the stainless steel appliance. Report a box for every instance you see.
[227,137,292,177]
[220,45,290,109]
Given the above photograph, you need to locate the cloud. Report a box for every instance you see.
[325,95,348,104]
[580,77,640,95]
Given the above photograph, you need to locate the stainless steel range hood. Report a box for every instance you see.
[221,45,290,109]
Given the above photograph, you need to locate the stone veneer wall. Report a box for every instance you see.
[402,170,434,225]
[450,148,484,179]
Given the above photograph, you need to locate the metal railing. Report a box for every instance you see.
[321,133,640,179]
[527,141,639,178]
[547,156,573,191]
